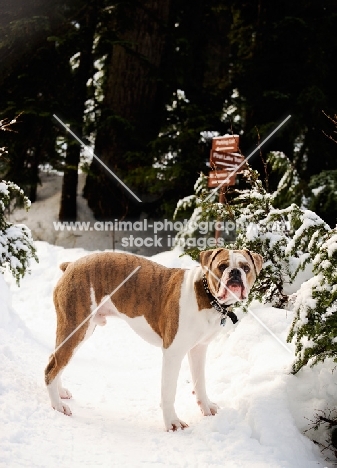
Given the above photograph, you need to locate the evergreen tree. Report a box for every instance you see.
[83,0,177,219]
[0,0,100,209]
[0,3,64,198]
[288,228,337,373]
[308,170,337,228]
[228,0,337,181]
[0,119,37,284]
[0,179,37,284]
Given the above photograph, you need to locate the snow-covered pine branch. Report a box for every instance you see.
[0,180,38,284]
[288,228,337,373]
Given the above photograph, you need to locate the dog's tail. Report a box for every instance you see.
[59,262,71,272]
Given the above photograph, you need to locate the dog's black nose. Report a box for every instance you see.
[229,268,241,279]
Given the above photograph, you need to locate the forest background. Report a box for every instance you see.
[0,0,337,225]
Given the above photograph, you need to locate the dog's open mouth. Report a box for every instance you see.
[217,280,246,302]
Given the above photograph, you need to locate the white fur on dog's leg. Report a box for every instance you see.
[47,377,72,416]
[161,348,188,431]
[59,387,72,399]
[188,343,219,417]
[58,372,72,399]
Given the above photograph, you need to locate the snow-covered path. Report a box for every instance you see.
[0,242,333,467]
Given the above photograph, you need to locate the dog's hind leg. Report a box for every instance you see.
[57,319,96,401]
[45,352,72,415]
[161,347,189,431]
[57,370,72,400]
[45,315,95,416]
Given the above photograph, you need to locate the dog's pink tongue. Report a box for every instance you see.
[227,284,242,297]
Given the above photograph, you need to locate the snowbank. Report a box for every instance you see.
[0,274,11,326]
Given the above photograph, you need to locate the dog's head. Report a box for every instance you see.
[199,248,263,305]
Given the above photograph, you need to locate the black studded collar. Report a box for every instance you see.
[202,275,238,326]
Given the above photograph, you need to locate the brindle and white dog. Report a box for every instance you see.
[45,248,263,431]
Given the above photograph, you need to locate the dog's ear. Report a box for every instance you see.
[249,252,263,275]
[199,248,224,268]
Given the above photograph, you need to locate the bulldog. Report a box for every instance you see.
[45,248,263,431]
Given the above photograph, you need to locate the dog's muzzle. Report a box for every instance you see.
[217,268,247,302]
[226,269,245,298]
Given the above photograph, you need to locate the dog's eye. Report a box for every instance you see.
[218,263,228,273]
[243,265,250,273]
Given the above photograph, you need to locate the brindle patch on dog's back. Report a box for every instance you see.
[54,253,185,349]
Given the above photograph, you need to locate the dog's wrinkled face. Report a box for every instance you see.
[199,248,263,305]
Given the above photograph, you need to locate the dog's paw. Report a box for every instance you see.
[52,401,72,416]
[166,419,189,432]
[197,399,219,416]
[59,387,72,399]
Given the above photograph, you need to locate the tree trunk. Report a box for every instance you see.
[59,137,81,221]
[84,0,174,220]
[59,1,99,221]
[28,146,40,203]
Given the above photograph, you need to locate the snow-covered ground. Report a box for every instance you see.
[1,240,336,467]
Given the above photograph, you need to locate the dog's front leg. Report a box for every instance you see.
[161,348,188,432]
[188,343,219,416]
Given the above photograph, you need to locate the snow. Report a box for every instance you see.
[0,241,334,467]
[324,234,337,257]
[311,186,325,196]
[0,274,12,326]
[0,182,9,195]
